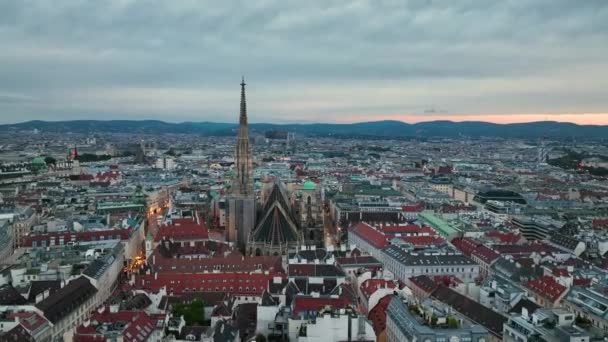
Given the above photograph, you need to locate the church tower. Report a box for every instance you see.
[227,78,256,251]
[233,77,253,197]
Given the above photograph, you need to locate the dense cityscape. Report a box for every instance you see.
[0,79,606,342]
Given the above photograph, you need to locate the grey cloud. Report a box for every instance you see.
[0,0,607,123]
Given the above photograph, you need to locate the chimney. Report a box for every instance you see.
[347,315,352,342]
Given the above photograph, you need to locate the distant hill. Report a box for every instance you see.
[1,119,607,139]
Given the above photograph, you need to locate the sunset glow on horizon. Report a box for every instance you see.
[337,113,608,126]
[1,2,607,124]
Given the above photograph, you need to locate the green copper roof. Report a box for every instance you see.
[32,157,46,165]
[255,181,263,188]
[302,180,316,190]
[418,212,460,237]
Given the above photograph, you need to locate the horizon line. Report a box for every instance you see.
[4,116,608,127]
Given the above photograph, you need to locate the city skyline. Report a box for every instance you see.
[2,114,608,126]
[1,1,608,124]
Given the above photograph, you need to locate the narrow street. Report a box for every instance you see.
[323,206,338,248]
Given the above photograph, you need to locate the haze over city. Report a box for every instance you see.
[1,0,608,124]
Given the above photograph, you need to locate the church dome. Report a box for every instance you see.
[302,180,316,191]
[32,157,46,165]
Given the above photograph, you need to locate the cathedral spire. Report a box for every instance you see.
[240,76,247,126]
[233,77,253,197]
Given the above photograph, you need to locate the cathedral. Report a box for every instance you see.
[227,78,323,256]
[226,78,256,252]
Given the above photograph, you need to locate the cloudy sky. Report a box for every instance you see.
[1,0,608,124]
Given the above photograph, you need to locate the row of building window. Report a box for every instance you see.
[31,235,123,247]
[168,286,258,293]
[162,278,262,284]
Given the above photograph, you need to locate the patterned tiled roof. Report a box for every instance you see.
[360,279,398,299]
[136,272,279,296]
[154,217,208,242]
[524,275,568,304]
[471,245,500,264]
[368,295,393,334]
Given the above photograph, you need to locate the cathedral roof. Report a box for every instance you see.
[262,182,292,214]
[251,201,300,245]
[252,181,301,245]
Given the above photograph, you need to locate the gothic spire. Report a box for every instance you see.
[240,76,247,126]
[234,77,253,197]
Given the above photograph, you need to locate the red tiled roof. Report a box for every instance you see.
[95,171,120,182]
[551,268,570,278]
[368,295,393,334]
[7,312,47,333]
[401,203,425,212]
[485,231,523,244]
[74,334,105,342]
[493,243,559,256]
[573,278,592,287]
[450,237,480,256]
[136,272,279,296]
[78,174,95,181]
[154,218,208,242]
[592,219,608,227]
[122,312,155,342]
[292,295,352,316]
[379,223,435,236]
[432,275,463,287]
[524,276,567,304]
[349,222,388,249]
[360,279,398,300]
[471,245,500,264]
[400,235,444,246]
[75,309,158,342]
[150,253,284,274]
